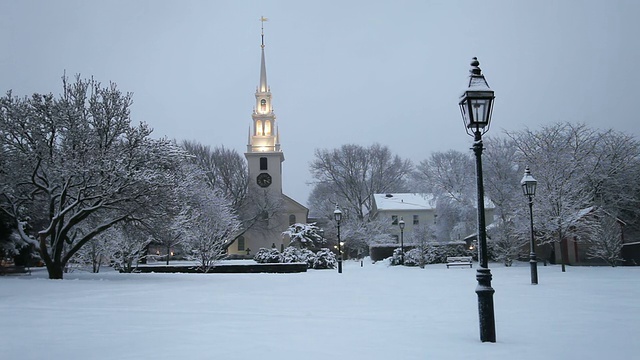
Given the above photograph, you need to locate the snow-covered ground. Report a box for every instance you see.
[1,260,638,359]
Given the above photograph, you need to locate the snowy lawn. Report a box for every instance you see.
[1,260,638,359]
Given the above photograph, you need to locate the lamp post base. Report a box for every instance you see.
[476,267,496,343]
[530,253,538,285]
[338,259,342,274]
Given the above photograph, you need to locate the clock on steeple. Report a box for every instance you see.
[256,173,272,188]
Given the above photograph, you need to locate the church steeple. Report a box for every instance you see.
[248,16,280,154]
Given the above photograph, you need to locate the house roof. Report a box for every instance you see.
[373,193,436,211]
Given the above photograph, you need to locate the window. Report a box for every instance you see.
[413,215,419,225]
[264,120,271,135]
[392,215,398,225]
[237,236,245,251]
[260,157,268,170]
[289,214,296,225]
[260,99,266,112]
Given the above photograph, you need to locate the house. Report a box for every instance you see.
[371,193,495,243]
[370,193,437,242]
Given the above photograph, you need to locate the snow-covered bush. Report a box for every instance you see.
[299,248,317,268]
[282,247,317,268]
[253,248,283,264]
[403,248,423,267]
[281,247,299,263]
[389,248,404,266]
[312,248,336,269]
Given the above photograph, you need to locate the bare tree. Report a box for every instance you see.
[310,143,412,221]
[412,150,476,242]
[181,141,248,208]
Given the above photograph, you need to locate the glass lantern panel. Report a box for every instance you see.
[471,98,490,127]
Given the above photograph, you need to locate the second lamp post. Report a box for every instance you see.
[398,217,405,265]
[334,205,343,274]
[521,166,538,285]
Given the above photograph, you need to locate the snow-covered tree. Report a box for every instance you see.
[107,222,153,273]
[181,185,241,273]
[507,123,607,271]
[0,75,185,279]
[181,140,284,250]
[406,224,437,268]
[282,222,325,249]
[585,210,624,266]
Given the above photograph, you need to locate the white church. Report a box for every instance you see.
[226,23,308,257]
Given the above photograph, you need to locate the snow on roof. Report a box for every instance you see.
[373,193,436,211]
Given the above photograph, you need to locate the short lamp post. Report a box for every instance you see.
[398,217,405,264]
[334,205,343,274]
[459,57,496,343]
[521,166,538,285]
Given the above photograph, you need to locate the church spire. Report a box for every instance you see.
[259,16,268,93]
[248,16,280,154]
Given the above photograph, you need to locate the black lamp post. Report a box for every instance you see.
[459,57,496,343]
[399,217,405,265]
[521,166,538,285]
[334,205,343,274]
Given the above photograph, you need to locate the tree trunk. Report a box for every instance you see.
[560,238,568,272]
[47,262,64,279]
[39,233,65,279]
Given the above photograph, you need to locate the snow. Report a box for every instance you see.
[373,193,437,210]
[1,260,638,359]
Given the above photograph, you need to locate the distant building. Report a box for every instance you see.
[227,24,308,257]
[370,193,495,243]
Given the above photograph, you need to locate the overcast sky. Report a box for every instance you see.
[1,0,639,206]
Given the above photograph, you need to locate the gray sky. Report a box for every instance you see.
[2,0,639,206]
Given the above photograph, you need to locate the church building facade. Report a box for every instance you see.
[227,23,308,257]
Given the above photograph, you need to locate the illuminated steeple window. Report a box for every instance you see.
[264,120,271,135]
[261,99,266,112]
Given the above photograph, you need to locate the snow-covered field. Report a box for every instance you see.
[1,260,638,359]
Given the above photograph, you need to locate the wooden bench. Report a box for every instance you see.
[446,256,473,268]
[0,265,31,276]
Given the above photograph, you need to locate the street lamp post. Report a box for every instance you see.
[521,166,538,285]
[459,57,496,343]
[334,205,343,274]
[399,217,405,265]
